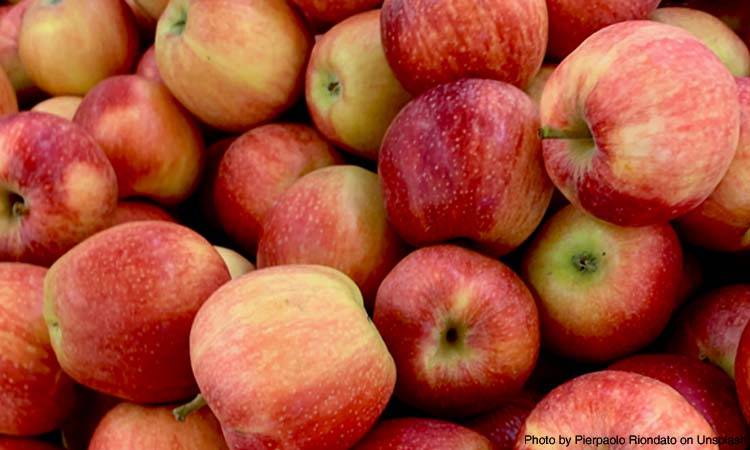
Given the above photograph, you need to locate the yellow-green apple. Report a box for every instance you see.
[135,45,161,83]
[155,0,312,131]
[524,64,556,105]
[188,265,396,449]
[18,0,138,96]
[353,418,492,450]
[213,246,253,279]
[0,112,117,265]
[257,165,405,308]
[546,0,660,60]
[0,263,75,436]
[0,439,61,450]
[290,0,380,27]
[669,284,750,378]
[31,96,81,120]
[74,75,204,206]
[611,354,747,450]
[109,201,175,227]
[379,79,552,256]
[125,0,168,30]
[0,0,35,100]
[522,205,682,362]
[734,323,750,423]
[677,77,750,251]
[88,402,228,450]
[380,0,547,95]
[43,221,230,403]
[306,10,410,160]
[464,392,541,450]
[661,0,750,46]
[540,21,740,226]
[213,124,339,254]
[516,371,716,449]
[373,245,539,417]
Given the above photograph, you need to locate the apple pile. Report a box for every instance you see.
[1,0,750,449]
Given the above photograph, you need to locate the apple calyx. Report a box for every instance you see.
[538,127,591,140]
[173,394,207,422]
[571,251,600,274]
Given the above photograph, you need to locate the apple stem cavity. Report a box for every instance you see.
[172,393,207,422]
[9,193,27,218]
[538,127,591,140]
[170,7,188,36]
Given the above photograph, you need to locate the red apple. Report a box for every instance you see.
[189,265,396,450]
[464,392,541,450]
[541,21,740,226]
[353,418,492,450]
[109,201,175,227]
[0,439,61,450]
[43,221,230,403]
[0,0,35,99]
[74,75,204,206]
[290,0,380,27]
[18,0,138,96]
[155,0,312,131]
[677,77,750,251]
[379,78,552,256]
[611,354,747,450]
[735,322,750,423]
[213,124,339,254]
[0,112,117,266]
[669,284,750,378]
[0,263,75,436]
[380,0,547,95]
[30,96,81,121]
[135,45,162,83]
[257,165,406,308]
[546,0,660,60]
[306,9,410,160]
[88,402,228,450]
[516,371,716,449]
[373,245,539,417]
[522,205,682,362]
[213,246,254,280]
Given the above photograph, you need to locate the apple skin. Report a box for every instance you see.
[30,96,81,121]
[109,201,175,228]
[74,75,205,206]
[155,0,312,132]
[541,21,740,227]
[213,124,339,255]
[650,8,749,77]
[43,221,231,403]
[735,322,750,424]
[516,370,717,449]
[18,0,138,96]
[373,245,539,417]
[677,77,750,251]
[524,65,556,106]
[213,246,254,279]
[610,354,747,450]
[257,165,406,309]
[189,265,396,450]
[668,284,750,379]
[88,402,228,450]
[379,78,552,256]
[353,418,492,450]
[0,0,36,99]
[380,0,547,95]
[464,392,541,450]
[522,205,682,362]
[290,0,380,27]
[546,0,660,60]
[0,111,118,266]
[0,263,76,436]
[135,45,162,84]
[0,66,17,117]
[0,439,61,450]
[306,9,410,160]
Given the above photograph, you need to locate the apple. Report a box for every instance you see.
[540,21,740,226]
[650,8,749,77]
[546,0,660,60]
[464,392,540,450]
[0,65,17,117]
[0,263,76,436]
[735,322,750,423]
[43,221,231,403]
[0,0,35,100]
[257,165,406,308]
[18,0,138,96]
[668,284,750,378]
[290,0,380,27]
[0,111,117,266]
[379,78,553,256]
[213,246,254,279]
[525,64,556,105]
[73,74,205,206]
[135,45,162,83]
[306,9,410,160]
[522,205,682,362]
[110,201,175,227]
[516,371,716,449]
[353,418,492,450]
[660,1,750,41]
[0,439,61,450]
[188,265,396,450]
[373,244,539,417]
[610,354,747,450]
[380,0,547,95]
[30,96,81,120]
[88,402,228,450]
[677,77,750,251]
[155,0,312,132]
[213,123,339,255]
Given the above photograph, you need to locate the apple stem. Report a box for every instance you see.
[538,127,591,140]
[11,202,27,217]
[173,394,207,422]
